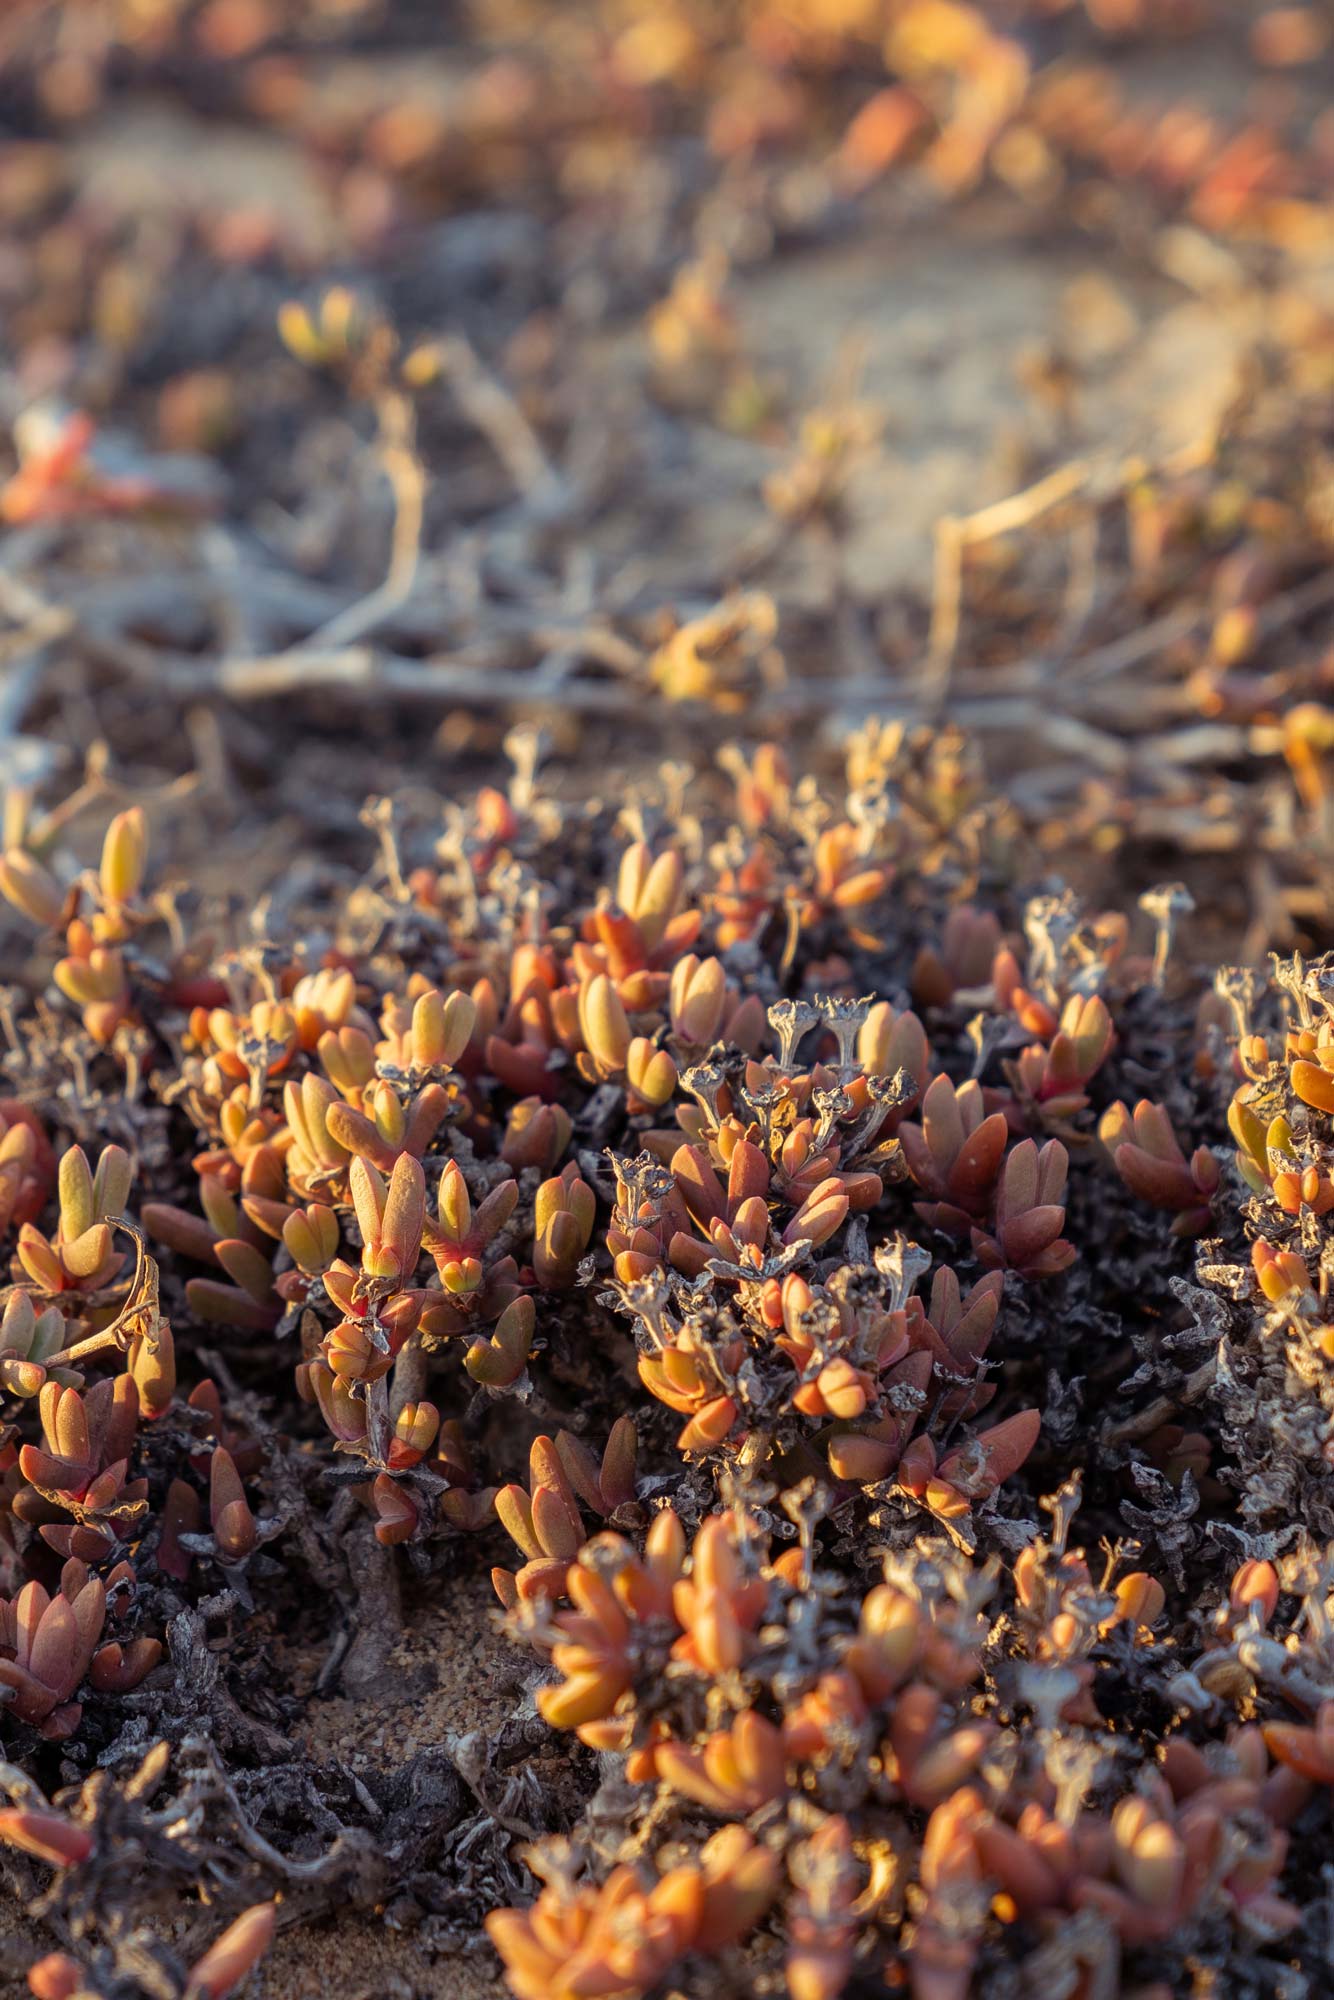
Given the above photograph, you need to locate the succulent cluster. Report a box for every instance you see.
[488,1464,1334,1999]
[0,725,1333,1996]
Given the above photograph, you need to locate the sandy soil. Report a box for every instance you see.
[587,198,1247,608]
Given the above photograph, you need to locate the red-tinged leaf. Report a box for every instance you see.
[185,1279,280,1332]
[898,1123,934,1192]
[677,1396,738,1451]
[670,1144,726,1226]
[472,1175,519,1248]
[18,1445,74,1492]
[897,1433,937,1494]
[788,1184,847,1247]
[531,1482,583,1561]
[944,1271,1003,1365]
[840,1170,883,1210]
[599,1414,638,1511]
[1026,1239,1077,1277]
[949,1113,1008,1202]
[0,1808,92,1868]
[972,1409,1041,1487]
[184,1901,277,2000]
[214,1238,274,1304]
[495,1484,540,1561]
[669,1231,711,1277]
[242,1193,298,1241]
[27,1593,80,1699]
[141,1203,221,1265]
[1000,1203,1067,1267]
[996,1138,1038,1220]
[213,1499,258,1562]
[68,1577,106,1661]
[371,1475,418,1546]
[1262,1721,1334,1784]
[1034,1139,1069,1206]
[1131,1099,1181,1163]
[210,1449,256,1559]
[535,1206,583,1283]
[105,1375,141,1461]
[727,1140,770,1207]
[491,1566,518,1610]
[918,1199,981,1241]
[90,1636,163,1692]
[38,1701,83,1741]
[62,1223,112,1282]
[48,1385,91,1467]
[158,1478,202,1581]
[553,1430,605,1515]
[83,1461,128,1513]
[885,1349,934,1397]
[920,1075,965,1171]
[725,1193,763,1249]
[38,1524,115,1565]
[26,1952,86,2000]
[349,1155,387,1248]
[515,1556,571,1603]
[529,1434,582,1519]
[972,1224,1002,1270]
[381,1154,426,1271]
[403,1082,450,1155]
[1044,1030,1081,1092]
[1291,1060,1334,1115]
[827,1431,899,1483]
[1113,1146,1199,1213]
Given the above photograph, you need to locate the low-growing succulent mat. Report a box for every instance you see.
[4,6,1334,2000]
